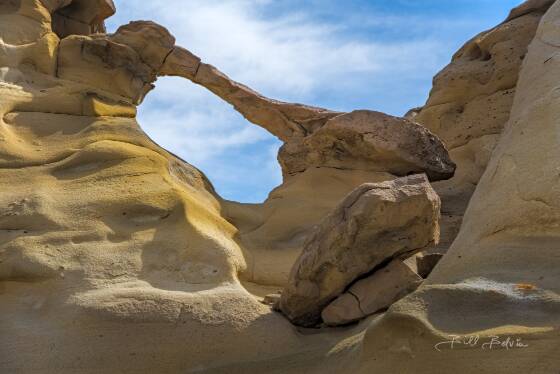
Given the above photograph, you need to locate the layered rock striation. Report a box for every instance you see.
[1,0,559,373]
[413,0,554,252]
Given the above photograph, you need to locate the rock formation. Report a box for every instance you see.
[278,110,455,181]
[321,259,422,326]
[414,0,554,252]
[1,0,559,372]
[357,1,560,373]
[279,174,440,326]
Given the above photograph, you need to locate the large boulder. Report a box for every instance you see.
[321,259,422,326]
[278,174,440,326]
[166,45,454,291]
[279,110,456,181]
[5,0,553,371]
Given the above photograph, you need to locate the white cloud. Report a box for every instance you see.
[104,0,485,202]
[139,82,272,166]
[110,0,446,99]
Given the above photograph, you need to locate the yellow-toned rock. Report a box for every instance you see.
[358,2,560,372]
[413,2,552,252]
[1,0,559,372]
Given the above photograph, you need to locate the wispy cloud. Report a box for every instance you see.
[110,0,446,99]
[106,0,513,202]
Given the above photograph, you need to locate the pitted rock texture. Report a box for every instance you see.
[278,110,455,181]
[0,1,450,371]
[2,0,559,373]
[412,1,553,253]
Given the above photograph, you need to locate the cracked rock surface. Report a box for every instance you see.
[321,259,422,326]
[1,0,560,373]
[278,174,440,327]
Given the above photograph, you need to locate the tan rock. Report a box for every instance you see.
[160,46,201,80]
[0,32,59,76]
[162,53,453,293]
[413,2,552,253]
[262,293,282,306]
[320,294,361,326]
[4,0,559,372]
[189,63,340,141]
[322,259,422,326]
[51,0,116,37]
[0,0,52,45]
[57,35,155,103]
[0,3,373,371]
[112,21,176,71]
[82,92,137,118]
[279,110,456,181]
[505,0,555,22]
[359,2,560,372]
[56,21,178,104]
[279,174,440,326]
[223,168,396,287]
[158,52,454,180]
[0,0,59,76]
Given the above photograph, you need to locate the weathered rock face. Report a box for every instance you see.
[3,0,558,372]
[0,3,312,372]
[278,110,455,181]
[358,2,560,373]
[223,168,398,287]
[414,0,553,252]
[321,259,422,326]
[279,174,440,326]
[0,1,452,372]
[0,0,61,76]
[162,35,454,291]
[160,46,201,79]
[58,21,176,104]
[51,0,116,38]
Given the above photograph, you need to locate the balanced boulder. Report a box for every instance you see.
[321,259,422,326]
[278,174,440,327]
[279,110,456,181]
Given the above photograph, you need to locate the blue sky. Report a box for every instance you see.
[107,0,523,203]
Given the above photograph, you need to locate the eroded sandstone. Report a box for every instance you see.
[278,174,440,326]
[1,0,559,372]
[412,1,553,253]
[279,110,455,181]
[321,259,422,326]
